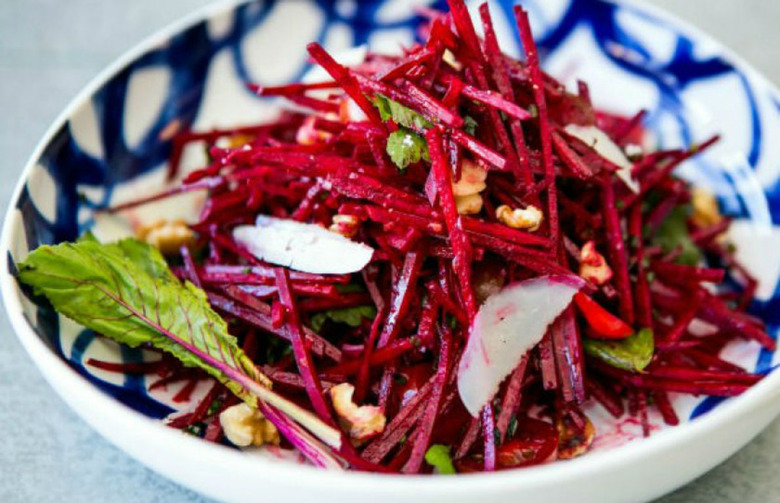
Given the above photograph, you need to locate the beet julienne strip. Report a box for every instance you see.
[553,308,586,403]
[684,349,746,373]
[455,79,533,122]
[621,135,720,210]
[479,3,533,185]
[374,251,422,406]
[427,281,470,327]
[86,358,166,375]
[612,110,647,144]
[637,391,650,437]
[377,250,426,347]
[250,81,339,97]
[650,261,726,284]
[199,264,351,284]
[428,128,478,320]
[649,366,761,385]
[321,338,418,379]
[515,6,560,248]
[601,175,635,324]
[660,289,705,345]
[690,218,732,245]
[362,205,553,258]
[440,73,464,110]
[403,327,452,473]
[650,283,775,349]
[697,294,775,350]
[361,379,435,463]
[355,308,386,403]
[450,128,508,170]
[397,79,465,129]
[644,192,681,235]
[455,417,482,460]
[585,378,624,418]
[628,204,652,327]
[417,298,441,349]
[149,369,201,391]
[590,358,758,396]
[262,366,336,393]
[166,120,302,181]
[378,45,438,82]
[551,131,594,179]
[496,357,528,442]
[538,333,559,391]
[179,245,203,288]
[445,70,524,177]
[105,177,223,213]
[207,289,341,362]
[306,43,383,124]
[297,292,373,313]
[173,378,201,403]
[326,173,439,218]
[281,94,341,114]
[652,390,679,426]
[274,268,334,424]
[481,404,497,472]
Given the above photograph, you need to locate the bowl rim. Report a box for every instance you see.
[3,0,780,497]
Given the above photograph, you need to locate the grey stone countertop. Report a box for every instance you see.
[1,1,779,502]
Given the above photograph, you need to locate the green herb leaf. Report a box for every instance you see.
[17,238,342,449]
[507,414,519,439]
[424,444,456,474]
[652,205,703,266]
[310,305,377,333]
[583,328,654,372]
[335,283,366,294]
[463,115,478,136]
[386,128,430,170]
[19,237,267,402]
[372,93,433,130]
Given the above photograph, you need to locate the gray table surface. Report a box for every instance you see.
[1,1,780,502]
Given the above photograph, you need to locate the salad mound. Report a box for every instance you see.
[17,0,772,474]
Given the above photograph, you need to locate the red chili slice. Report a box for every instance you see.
[454,418,558,472]
[496,418,559,468]
[574,293,633,339]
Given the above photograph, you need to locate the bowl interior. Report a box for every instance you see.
[5,0,780,466]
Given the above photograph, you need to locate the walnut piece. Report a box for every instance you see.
[556,413,595,460]
[455,193,484,215]
[691,187,722,228]
[136,219,194,255]
[579,240,613,286]
[219,403,280,448]
[452,159,488,197]
[296,116,333,145]
[330,383,386,441]
[496,204,543,232]
[329,214,360,238]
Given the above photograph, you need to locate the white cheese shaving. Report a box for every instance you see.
[565,124,639,193]
[457,276,584,417]
[233,215,374,275]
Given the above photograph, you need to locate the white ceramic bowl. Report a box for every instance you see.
[4,1,780,502]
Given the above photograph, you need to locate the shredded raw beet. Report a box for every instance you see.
[108,0,774,474]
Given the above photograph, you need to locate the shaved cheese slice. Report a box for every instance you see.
[233,215,373,275]
[457,275,584,417]
[565,124,639,193]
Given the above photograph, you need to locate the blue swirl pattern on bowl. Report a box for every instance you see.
[8,0,780,424]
